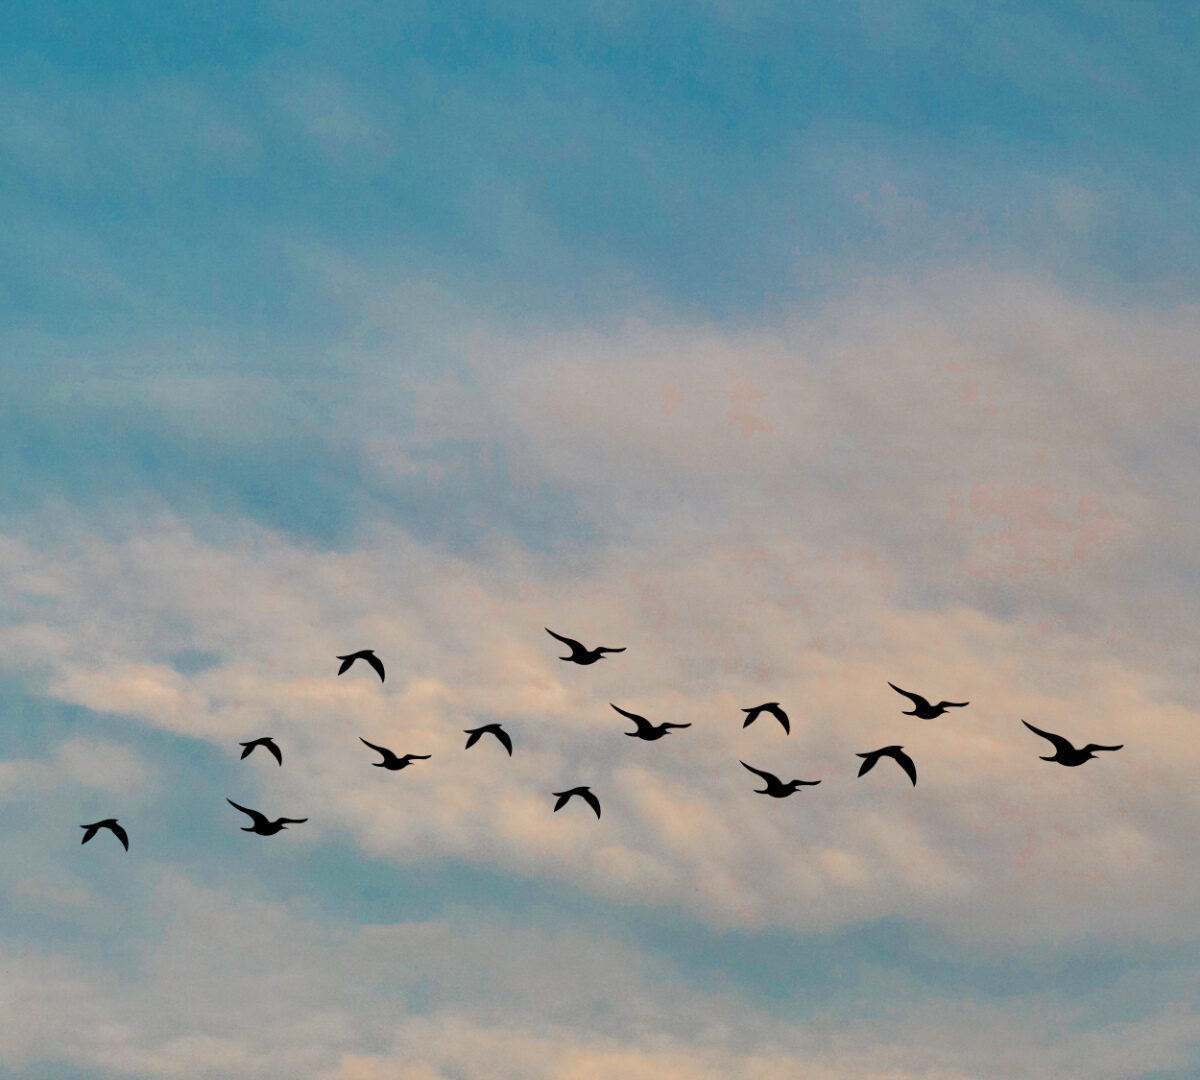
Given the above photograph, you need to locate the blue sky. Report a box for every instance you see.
[3,4,1200,1078]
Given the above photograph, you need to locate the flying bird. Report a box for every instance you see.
[611,703,691,741]
[226,799,307,835]
[857,745,917,787]
[552,785,601,818]
[1021,720,1123,766]
[888,682,968,719]
[239,737,282,766]
[337,649,385,682]
[80,818,128,851]
[464,723,513,756]
[359,738,431,770]
[740,761,821,798]
[741,702,790,735]
[544,628,625,665]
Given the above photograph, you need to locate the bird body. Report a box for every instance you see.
[239,737,282,765]
[544,628,625,665]
[337,649,385,681]
[611,703,691,740]
[226,799,307,835]
[80,818,128,850]
[857,745,917,786]
[888,682,968,718]
[553,785,601,818]
[741,702,790,735]
[464,723,513,755]
[1021,720,1122,766]
[359,738,430,770]
[739,761,820,798]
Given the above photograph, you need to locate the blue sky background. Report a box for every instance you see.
[3,4,1200,1078]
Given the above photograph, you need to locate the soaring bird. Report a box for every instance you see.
[544,628,625,665]
[359,738,430,770]
[857,745,917,786]
[740,761,821,798]
[226,799,307,835]
[888,682,968,719]
[80,819,128,851]
[239,737,282,766]
[741,702,790,735]
[464,723,513,756]
[1021,720,1123,766]
[611,703,691,741]
[552,786,601,818]
[337,649,385,682]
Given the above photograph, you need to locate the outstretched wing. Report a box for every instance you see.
[552,790,571,812]
[363,652,386,682]
[491,726,513,756]
[580,789,602,818]
[856,751,880,777]
[226,798,268,829]
[80,823,100,845]
[1021,719,1076,755]
[108,821,130,850]
[888,683,931,710]
[265,739,282,766]
[936,700,969,709]
[1085,742,1124,753]
[741,706,762,728]
[890,749,918,787]
[545,627,583,653]
[239,741,255,759]
[611,703,651,734]
[464,728,483,749]
[596,646,626,654]
[663,722,692,730]
[740,760,779,785]
[768,705,791,734]
[359,737,395,763]
[336,654,356,675]
[278,817,308,825]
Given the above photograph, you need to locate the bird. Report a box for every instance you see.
[464,723,513,755]
[337,649,385,682]
[552,786,601,818]
[359,738,430,770]
[1021,720,1123,766]
[857,745,917,786]
[80,819,128,851]
[239,737,282,766]
[888,682,968,718]
[544,627,625,665]
[740,761,821,798]
[741,702,790,735]
[611,703,691,740]
[226,799,307,835]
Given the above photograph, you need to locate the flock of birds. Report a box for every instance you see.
[78,628,1124,851]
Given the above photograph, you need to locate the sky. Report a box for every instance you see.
[3,2,1200,1077]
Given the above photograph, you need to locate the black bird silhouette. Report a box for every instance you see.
[464,723,513,756]
[544,628,625,665]
[239,737,282,766]
[226,799,307,835]
[337,649,385,682]
[80,818,128,851]
[741,702,790,735]
[888,682,968,718]
[740,761,821,798]
[1021,720,1123,766]
[359,738,430,770]
[857,745,918,787]
[611,703,691,741]
[552,785,601,818]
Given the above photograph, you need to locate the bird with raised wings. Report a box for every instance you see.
[740,761,821,798]
[226,799,307,835]
[337,649,385,681]
[888,682,968,719]
[80,818,128,851]
[857,745,917,787]
[544,628,625,665]
[239,737,282,765]
[1021,720,1123,766]
[552,786,601,818]
[359,738,431,770]
[741,702,790,734]
[611,703,691,741]
[464,723,513,756]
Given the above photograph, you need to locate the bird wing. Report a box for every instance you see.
[265,740,282,766]
[611,703,650,733]
[407,754,432,761]
[239,742,255,759]
[856,751,880,777]
[663,722,692,730]
[364,652,386,682]
[740,760,778,785]
[336,655,355,675]
[596,646,626,653]
[545,628,583,652]
[1021,720,1076,755]
[890,749,918,786]
[80,824,100,845]
[464,728,482,749]
[937,700,969,709]
[888,682,930,709]
[580,789,602,818]
[359,737,396,763]
[741,707,761,728]
[227,799,268,828]
[109,822,130,850]
[492,727,513,755]
[769,706,791,734]
[552,791,571,812]
[279,817,308,824]
[795,779,822,786]
[1086,743,1124,752]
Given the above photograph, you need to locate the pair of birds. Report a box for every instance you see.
[739,746,917,798]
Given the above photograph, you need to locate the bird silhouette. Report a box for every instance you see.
[464,723,513,756]
[611,703,691,741]
[888,682,968,718]
[337,649,385,681]
[544,628,625,665]
[359,738,430,770]
[239,737,282,766]
[857,745,917,786]
[1021,720,1123,766]
[80,818,128,851]
[226,799,307,835]
[552,786,601,818]
[741,702,790,735]
[740,761,820,798]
